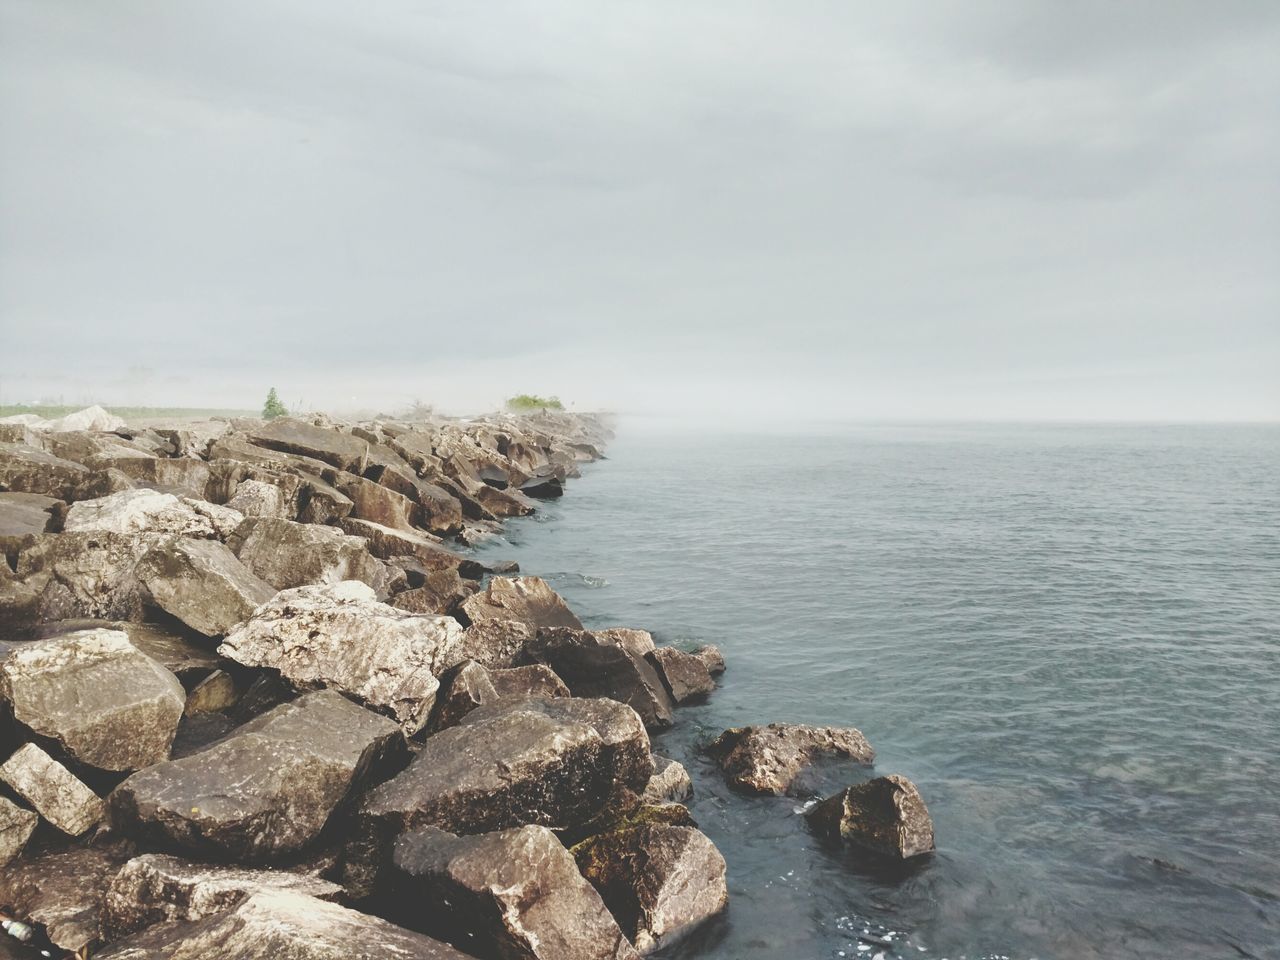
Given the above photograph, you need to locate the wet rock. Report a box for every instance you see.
[645,647,715,704]
[459,575,584,630]
[218,581,464,734]
[110,690,406,861]
[489,664,570,700]
[354,697,653,876]
[135,538,274,637]
[596,628,656,658]
[708,724,875,795]
[519,473,564,500]
[426,660,498,733]
[642,756,693,805]
[94,889,469,960]
[522,628,675,731]
[227,517,394,595]
[63,488,239,538]
[15,531,158,622]
[0,795,37,866]
[572,811,727,955]
[0,743,104,835]
[0,628,185,771]
[0,843,130,953]
[0,442,90,500]
[243,417,369,473]
[100,853,345,940]
[390,824,641,960]
[691,644,726,675]
[805,774,935,859]
[224,478,287,517]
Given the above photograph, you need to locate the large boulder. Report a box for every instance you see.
[0,844,130,954]
[0,742,104,836]
[521,628,675,731]
[0,795,37,866]
[63,489,242,539]
[23,618,221,685]
[459,575,583,630]
[388,570,477,616]
[94,890,470,960]
[242,417,370,473]
[326,470,419,532]
[645,647,715,704]
[227,517,394,595]
[336,517,477,575]
[572,814,727,955]
[691,644,726,675]
[218,581,464,734]
[15,531,158,622]
[224,478,288,518]
[454,617,537,668]
[390,825,641,960]
[489,664,571,700]
[805,774,936,859]
[0,442,90,500]
[135,538,275,637]
[708,724,875,795]
[110,690,406,861]
[0,628,185,771]
[101,854,345,940]
[0,491,60,544]
[46,404,127,433]
[95,457,212,499]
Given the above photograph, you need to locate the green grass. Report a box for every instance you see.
[0,404,256,420]
[505,394,564,412]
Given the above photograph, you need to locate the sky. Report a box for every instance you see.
[1,1,1277,422]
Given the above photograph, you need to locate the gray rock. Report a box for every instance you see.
[388,570,477,616]
[595,628,656,658]
[101,853,345,940]
[805,774,936,859]
[183,669,238,715]
[228,517,394,595]
[488,664,571,700]
[460,575,582,630]
[110,690,406,861]
[15,531,159,622]
[225,478,287,517]
[24,618,221,685]
[0,843,130,953]
[94,890,469,960]
[519,474,564,500]
[337,517,474,574]
[645,647,715,704]
[642,756,693,805]
[96,457,211,499]
[425,660,498,733]
[0,742,104,835]
[0,442,90,500]
[0,628,184,771]
[691,644,726,675]
[0,491,60,542]
[708,723,875,795]
[218,581,464,734]
[63,488,240,538]
[135,537,275,637]
[0,795,37,867]
[326,470,419,532]
[243,417,370,473]
[455,618,537,669]
[391,825,641,960]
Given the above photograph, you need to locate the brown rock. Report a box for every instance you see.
[242,417,369,473]
[489,664,571,700]
[692,644,726,675]
[707,723,875,795]
[425,660,498,733]
[0,795,37,867]
[16,531,159,622]
[642,756,693,805]
[805,774,936,859]
[645,647,715,704]
[0,844,130,953]
[0,442,90,500]
[227,517,394,595]
[460,575,583,630]
[0,742,104,835]
[135,538,274,637]
[455,617,537,668]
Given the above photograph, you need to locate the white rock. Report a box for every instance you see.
[64,488,242,539]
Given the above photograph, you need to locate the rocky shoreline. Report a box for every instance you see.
[0,407,933,959]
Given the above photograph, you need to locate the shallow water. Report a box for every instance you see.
[474,421,1280,960]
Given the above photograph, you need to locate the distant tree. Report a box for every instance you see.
[262,387,288,420]
[506,394,564,412]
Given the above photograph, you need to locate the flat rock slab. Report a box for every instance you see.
[218,581,464,734]
[135,537,274,637]
[1,628,184,771]
[0,442,89,500]
[228,517,393,594]
[243,417,370,473]
[707,723,875,796]
[460,575,583,630]
[0,491,60,539]
[391,825,641,960]
[101,853,345,940]
[63,488,241,539]
[0,795,37,866]
[0,843,131,953]
[0,742,104,835]
[356,696,653,860]
[94,890,470,960]
[806,774,936,859]
[110,690,406,861]
[24,618,221,684]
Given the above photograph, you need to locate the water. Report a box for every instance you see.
[473,421,1280,960]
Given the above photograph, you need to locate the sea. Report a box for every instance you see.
[472,420,1280,960]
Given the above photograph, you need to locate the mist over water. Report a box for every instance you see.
[473,421,1280,960]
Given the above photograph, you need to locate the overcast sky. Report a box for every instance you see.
[2,1,1277,421]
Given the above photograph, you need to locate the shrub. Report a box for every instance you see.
[506,394,563,412]
[262,388,288,420]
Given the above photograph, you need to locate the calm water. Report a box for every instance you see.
[473,421,1280,960]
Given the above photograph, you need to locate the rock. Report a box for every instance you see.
[0,442,89,500]
[0,844,130,953]
[25,618,221,685]
[426,660,498,733]
[98,457,211,499]
[488,664,570,700]
[455,618,537,668]
[336,517,477,575]
[183,670,238,715]
[326,470,419,532]
[708,724,875,796]
[110,690,406,861]
[519,474,564,499]
[0,628,185,771]
[459,575,584,630]
[227,517,394,595]
[354,697,653,879]
[218,581,464,734]
[135,538,275,637]
[0,743,104,835]
[595,628,656,658]
[179,499,244,539]
[297,474,354,524]
[94,890,470,960]
[63,488,238,538]
[224,478,287,517]
[0,491,60,544]
[46,404,127,433]
[572,815,727,955]
[73,465,138,500]
[691,644,726,675]
[390,825,641,960]
[0,795,37,866]
[645,647,715,704]
[642,756,693,805]
[805,774,936,859]
[0,565,41,631]
[521,628,675,731]
[101,853,345,940]
[389,568,477,616]
[243,417,369,473]
[15,531,158,622]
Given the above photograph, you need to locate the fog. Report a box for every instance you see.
[2,1,1277,422]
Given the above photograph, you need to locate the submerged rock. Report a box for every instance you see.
[0,627,184,771]
[0,795,37,866]
[391,824,641,960]
[0,742,104,836]
[708,723,875,795]
[135,538,274,637]
[218,581,464,734]
[805,774,935,859]
[110,690,406,861]
[459,575,584,630]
